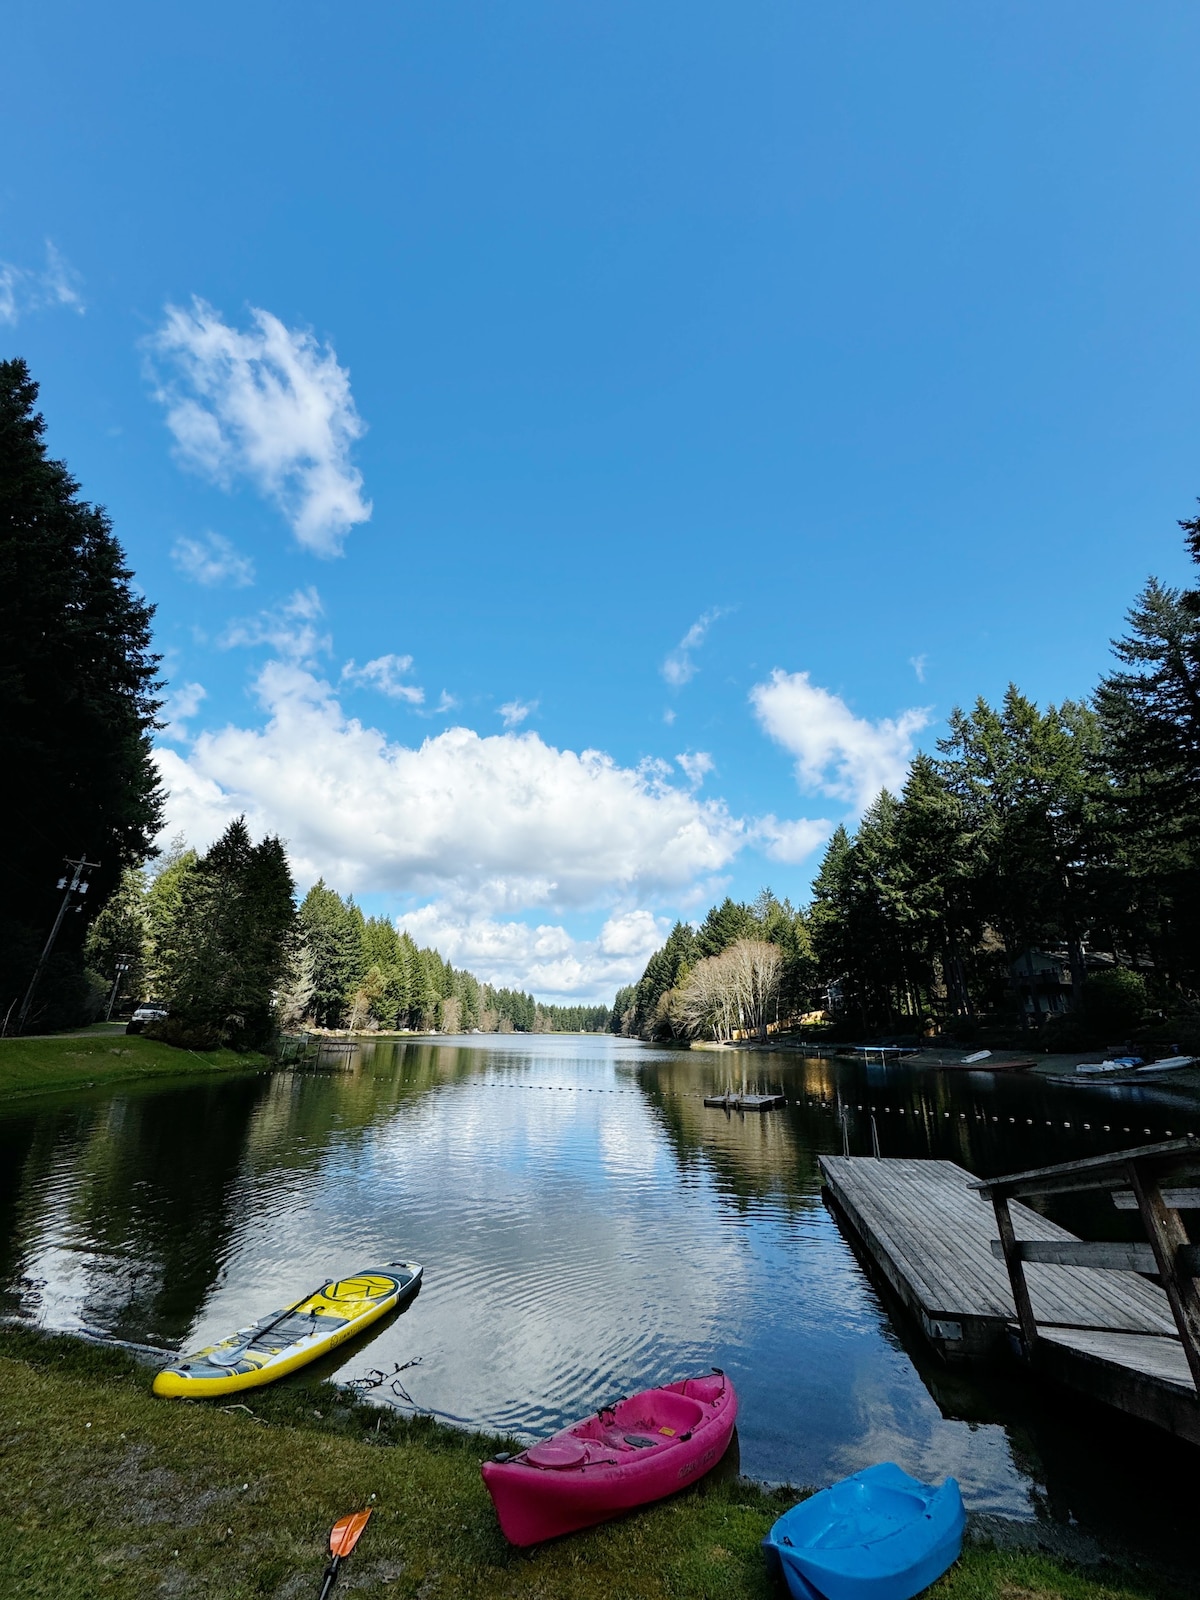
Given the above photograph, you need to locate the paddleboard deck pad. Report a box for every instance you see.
[152,1263,422,1398]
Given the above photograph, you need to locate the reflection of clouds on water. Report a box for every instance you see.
[12,1033,1192,1526]
[829,1360,1034,1518]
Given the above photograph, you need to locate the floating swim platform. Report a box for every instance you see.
[481,1372,737,1545]
[762,1462,965,1600]
[152,1263,422,1399]
[703,1093,786,1111]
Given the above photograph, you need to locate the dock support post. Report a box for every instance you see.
[1130,1161,1200,1393]
[991,1193,1038,1353]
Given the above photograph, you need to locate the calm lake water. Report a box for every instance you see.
[3,1035,1200,1562]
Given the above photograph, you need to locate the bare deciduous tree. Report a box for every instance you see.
[676,939,783,1041]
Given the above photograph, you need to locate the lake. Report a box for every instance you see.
[3,1034,1199,1563]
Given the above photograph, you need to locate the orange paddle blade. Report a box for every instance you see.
[329,1509,372,1558]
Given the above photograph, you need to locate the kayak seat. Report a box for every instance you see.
[613,1391,705,1435]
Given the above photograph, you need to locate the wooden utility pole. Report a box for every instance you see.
[13,856,101,1034]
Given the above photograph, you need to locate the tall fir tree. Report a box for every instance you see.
[1,359,163,1023]
[155,818,296,1048]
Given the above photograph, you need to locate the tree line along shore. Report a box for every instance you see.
[613,519,1200,1055]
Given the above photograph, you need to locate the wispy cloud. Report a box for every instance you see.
[149,298,370,556]
[662,608,726,687]
[498,698,537,728]
[675,751,714,788]
[222,587,330,664]
[754,814,833,864]
[171,531,255,588]
[159,681,207,742]
[751,669,930,813]
[342,653,424,705]
[0,242,84,326]
[909,653,927,684]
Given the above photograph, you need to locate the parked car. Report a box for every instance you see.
[126,1005,168,1035]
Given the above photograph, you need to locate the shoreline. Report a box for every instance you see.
[0,1322,1185,1600]
[0,1029,272,1102]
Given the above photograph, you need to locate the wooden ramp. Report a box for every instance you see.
[819,1156,1176,1358]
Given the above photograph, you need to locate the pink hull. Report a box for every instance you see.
[481,1372,737,1546]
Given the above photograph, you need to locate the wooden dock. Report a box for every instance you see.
[820,1156,1175,1356]
[821,1152,1200,1445]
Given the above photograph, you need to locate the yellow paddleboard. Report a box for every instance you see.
[152,1262,422,1399]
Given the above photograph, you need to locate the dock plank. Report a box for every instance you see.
[1038,1328,1196,1393]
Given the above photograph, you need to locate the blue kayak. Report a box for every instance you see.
[762,1463,965,1600]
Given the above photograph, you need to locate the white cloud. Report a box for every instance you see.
[754,814,833,865]
[395,905,668,1002]
[171,531,255,588]
[153,661,746,910]
[0,242,85,325]
[149,298,370,556]
[159,681,207,743]
[910,653,928,684]
[662,608,725,687]
[341,654,424,705]
[498,698,537,728]
[750,669,930,812]
[675,751,714,788]
[221,587,330,663]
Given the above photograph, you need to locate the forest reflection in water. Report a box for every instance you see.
[2,1034,1199,1562]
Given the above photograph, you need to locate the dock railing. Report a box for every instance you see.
[974,1136,1200,1389]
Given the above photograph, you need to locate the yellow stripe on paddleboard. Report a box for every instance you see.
[152,1263,421,1399]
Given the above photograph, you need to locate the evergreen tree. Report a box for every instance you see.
[83,866,150,1009]
[298,882,363,1027]
[892,756,982,1016]
[695,898,758,958]
[632,920,699,1036]
[1096,571,1200,987]
[155,818,296,1048]
[939,688,1101,1003]
[0,359,163,1022]
[144,839,198,1001]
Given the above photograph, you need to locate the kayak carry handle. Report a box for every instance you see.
[492,1452,513,1463]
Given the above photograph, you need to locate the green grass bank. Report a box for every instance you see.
[0,1328,1183,1600]
[0,1030,270,1101]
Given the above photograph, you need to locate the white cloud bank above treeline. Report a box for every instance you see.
[157,660,744,909]
[153,597,930,999]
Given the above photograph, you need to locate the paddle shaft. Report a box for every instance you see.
[316,1553,342,1600]
[210,1281,331,1368]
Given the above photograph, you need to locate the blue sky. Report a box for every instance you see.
[4,2,1198,1000]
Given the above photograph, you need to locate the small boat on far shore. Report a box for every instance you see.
[762,1462,965,1600]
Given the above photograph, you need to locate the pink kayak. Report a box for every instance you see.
[481,1371,737,1545]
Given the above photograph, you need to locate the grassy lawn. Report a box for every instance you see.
[0,1328,1180,1600]
[0,1031,270,1100]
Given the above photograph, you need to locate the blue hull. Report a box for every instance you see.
[762,1463,965,1600]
